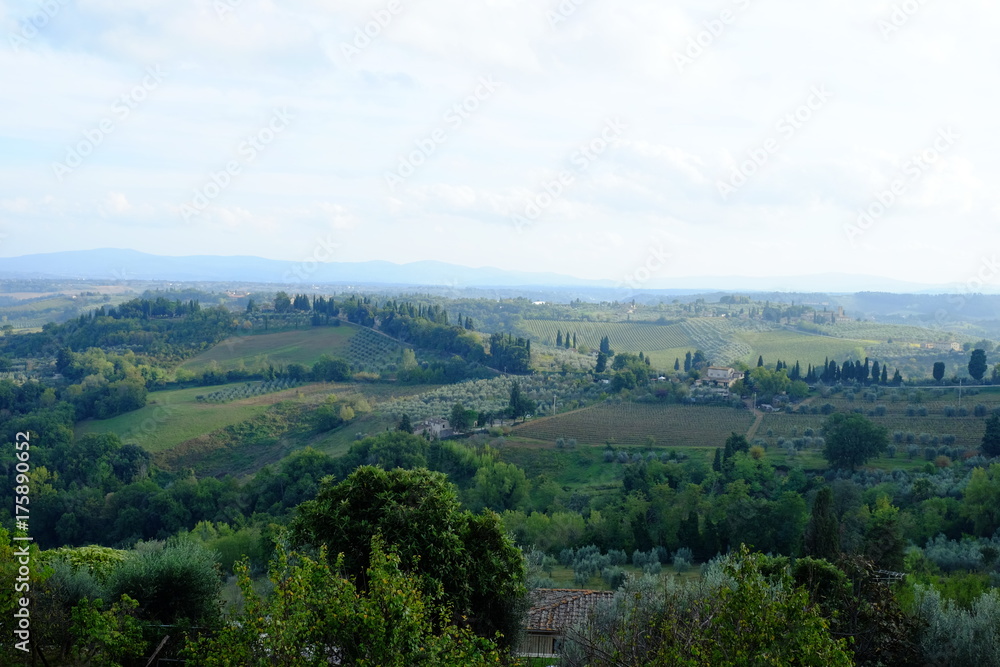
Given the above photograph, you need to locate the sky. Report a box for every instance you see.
[0,0,997,290]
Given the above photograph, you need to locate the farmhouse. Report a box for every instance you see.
[704,366,741,388]
[518,588,615,659]
[414,417,452,439]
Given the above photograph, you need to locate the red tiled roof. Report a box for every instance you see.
[526,588,615,633]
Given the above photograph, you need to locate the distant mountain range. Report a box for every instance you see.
[0,248,964,293]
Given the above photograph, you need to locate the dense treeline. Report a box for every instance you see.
[1,297,235,363]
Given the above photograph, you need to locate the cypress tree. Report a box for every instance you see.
[805,487,840,560]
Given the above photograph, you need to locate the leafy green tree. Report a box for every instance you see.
[933,361,946,382]
[911,585,1000,666]
[311,354,350,381]
[747,366,790,401]
[563,545,852,666]
[790,555,921,666]
[862,495,906,572]
[450,402,476,432]
[970,348,988,381]
[821,412,889,470]
[981,414,1000,457]
[69,595,147,667]
[466,461,528,512]
[184,538,503,666]
[290,466,528,648]
[273,291,292,313]
[788,379,809,400]
[963,463,1000,536]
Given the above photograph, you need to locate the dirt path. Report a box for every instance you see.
[745,409,764,440]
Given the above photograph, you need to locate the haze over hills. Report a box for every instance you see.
[0,248,964,294]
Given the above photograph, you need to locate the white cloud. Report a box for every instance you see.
[1,0,999,287]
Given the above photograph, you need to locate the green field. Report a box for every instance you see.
[77,380,438,477]
[521,320,693,352]
[513,402,755,447]
[755,387,1000,453]
[180,326,359,372]
[74,383,319,453]
[736,330,871,367]
[178,324,408,376]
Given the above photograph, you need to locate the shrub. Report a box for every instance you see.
[105,540,222,626]
[911,586,1000,666]
[602,566,626,590]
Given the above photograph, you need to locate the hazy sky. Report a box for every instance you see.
[1,1,996,288]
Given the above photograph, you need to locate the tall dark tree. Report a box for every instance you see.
[507,381,535,422]
[757,355,764,367]
[599,336,612,356]
[397,413,413,433]
[805,487,840,561]
[932,361,945,383]
[870,360,880,386]
[969,349,988,382]
[674,358,680,371]
[981,413,1000,457]
[556,331,563,347]
[881,365,889,384]
[891,368,902,385]
[684,351,692,372]
[595,352,608,373]
[678,511,700,552]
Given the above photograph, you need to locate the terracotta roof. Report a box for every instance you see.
[525,588,615,633]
